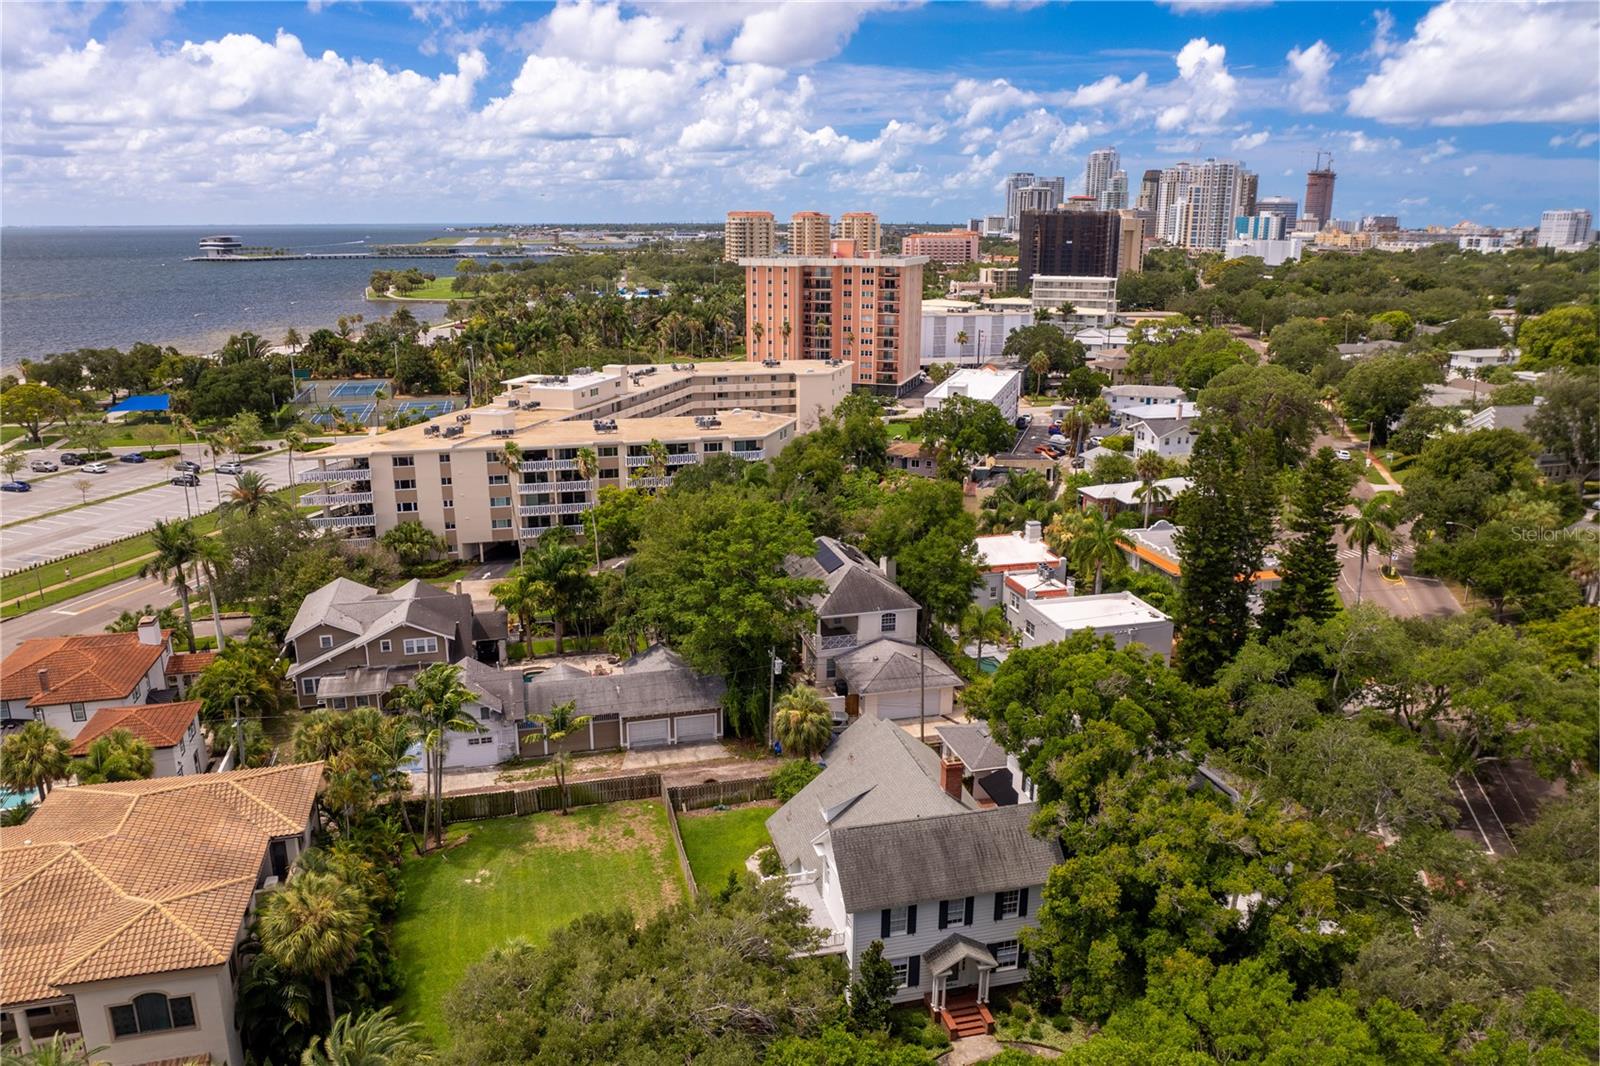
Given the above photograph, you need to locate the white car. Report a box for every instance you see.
[216,461,244,475]
[82,462,109,474]
[1335,449,1352,461]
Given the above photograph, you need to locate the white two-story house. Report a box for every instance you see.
[765,715,1061,1039]
[786,537,921,683]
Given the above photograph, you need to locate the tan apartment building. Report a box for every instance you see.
[838,212,881,255]
[742,254,928,395]
[724,210,776,262]
[299,360,851,560]
[788,211,832,256]
[901,229,979,265]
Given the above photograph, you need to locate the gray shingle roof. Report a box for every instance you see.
[936,722,1009,773]
[1130,416,1193,437]
[284,578,379,642]
[314,665,415,700]
[838,640,962,695]
[765,715,969,867]
[923,934,997,975]
[523,645,724,722]
[286,578,499,678]
[830,804,1063,913]
[454,656,522,718]
[786,537,919,618]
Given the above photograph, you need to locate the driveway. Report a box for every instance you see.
[621,741,732,771]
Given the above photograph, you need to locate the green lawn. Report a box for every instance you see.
[391,801,687,1046]
[374,276,464,301]
[677,803,776,889]
[885,421,916,440]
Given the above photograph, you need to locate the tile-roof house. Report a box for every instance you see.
[1,619,174,740]
[0,764,323,1066]
[164,652,217,699]
[786,537,920,681]
[765,715,1058,1036]
[67,701,207,778]
[283,578,507,709]
[521,645,728,752]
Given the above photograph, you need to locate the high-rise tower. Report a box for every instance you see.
[1304,152,1336,230]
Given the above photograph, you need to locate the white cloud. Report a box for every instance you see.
[1462,165,1478,177]
[1550,129,1600,149]
[1285,40,1335,113]
[1063,72,1149,108]
[1155,37,1236,132]
[1156,0,1273,12]
[1342,129,1401,153]
[1418,138,1457,164]
[1348,1,1600,125]
[727,2,881,66]
[1232,129,1270,150]
[945,77,1038,127]
[1369,9,1397,58]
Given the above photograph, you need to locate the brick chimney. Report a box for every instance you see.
[940,754,964,800]
[879,555,896,582]
[137,615,161,646]
[36,668,49,694]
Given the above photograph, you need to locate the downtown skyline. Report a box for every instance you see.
[2,0,1597,229]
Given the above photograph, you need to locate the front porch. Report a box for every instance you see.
[923,934,998,1038]
[1,999,81,1053]
[926,988,994,1040]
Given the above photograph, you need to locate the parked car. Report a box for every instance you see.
[120,452,146,464]
[82,462,109,474]
[59,453,84,466]
[29,460,58,472]
[1087,435,1104,448]
[170,473,200,487]
[1013,415,1030,430]
[1335,449,1352,461]
[1070,455,1086,469]
[175,459,201,473]
[216,461,244,475]
[0,481,31,493]
[1049,433,1069,446]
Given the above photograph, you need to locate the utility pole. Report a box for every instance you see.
[918,642,926,744]
[233,696,245,769]
[766,646,777,753]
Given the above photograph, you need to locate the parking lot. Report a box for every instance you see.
[1,446,295,573]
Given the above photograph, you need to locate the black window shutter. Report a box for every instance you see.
[1019,944,1030,969]
[908,955,921,989]
[1019,887,1029,918]
[964,896,975,925]
[938,901,949,930]
[907,904,918,935]
[993,893,1004,922]
[881,909,892,938]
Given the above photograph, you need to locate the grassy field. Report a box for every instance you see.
[371,276,463,301]
[677,803,777,889]
[391,801,687,1046]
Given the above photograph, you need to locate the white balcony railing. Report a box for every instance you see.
[733,448,765,461]
[297,465,371,483]
[310,513,377,529]
[817,633,857,650]
[520,459,579,473]
[301,491,374,506]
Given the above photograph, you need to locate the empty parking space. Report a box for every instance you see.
[1452,761,1564,856]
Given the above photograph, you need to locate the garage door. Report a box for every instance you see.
[876,690,924,720]
[626,718,671,748]
[673,712,719,743]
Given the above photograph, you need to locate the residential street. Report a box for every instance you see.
[0,572,254,654]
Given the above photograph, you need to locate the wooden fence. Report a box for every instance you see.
[667,776,777,812]
[409,772,665,824]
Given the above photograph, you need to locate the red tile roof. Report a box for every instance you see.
[0,633,170,709]
[67,702,202,756]
[165,651,218,677]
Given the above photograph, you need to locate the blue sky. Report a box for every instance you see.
[2,1,1596,228]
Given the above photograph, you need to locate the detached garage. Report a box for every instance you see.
[523,645,728,753]
[836,639,962,722]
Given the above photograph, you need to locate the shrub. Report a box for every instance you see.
[772,758,822,801]
[1099,433,1133,452]
[756,846,782,878]
[142,448,179,459]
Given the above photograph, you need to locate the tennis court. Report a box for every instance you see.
[310,402,377,427]
[329,380,387,399]
[396,400,455,419]
[292,385,317,403]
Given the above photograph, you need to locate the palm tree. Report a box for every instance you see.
[225,470,280,517]
[500,440,525,560]
[1567,534,1600,606]
[257,870,368,1029]
[0,721,71,802]
[1061,406,1094,456]
[284,427,308,486]
[1068,508,1124,595]
[959,603,1009,664]
[142,518,203,652]
[1134,451,1165,525]
[70,729,155,783]
[645,438,670,487]
[1029,351,1051,396]
[6,1033,110,1065]
[520,533,590,655]
[197,536,229,651]
[751,320,765,354]
[527,699,593,814]
[772,687,832,759]
[389,663,477,849]
[299,1007,433,1066]
[491,565,542,648]
[954,329,969,358]
[1342,496,1399,605]
[575,447,601,568]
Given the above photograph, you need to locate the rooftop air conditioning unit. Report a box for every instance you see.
[762,359,780,367]
[507,399,521,408]
[455,413,471,423]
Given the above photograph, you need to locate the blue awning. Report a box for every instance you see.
[107,394,171,413]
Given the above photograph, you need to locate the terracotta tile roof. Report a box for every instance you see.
[1,633,170,708]
[67,702,203,756]
[165,652,218,677]
[0,764,323,1005]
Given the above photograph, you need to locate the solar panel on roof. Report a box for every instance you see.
[815,541,845,573]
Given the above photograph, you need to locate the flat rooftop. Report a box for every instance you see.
[974,531,1059,569]
[739,255,929,267]
[928,367,1022,404]
[1030,591,1169,628]
[318,408,792,457]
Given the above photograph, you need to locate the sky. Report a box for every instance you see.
[2,0,1597,229]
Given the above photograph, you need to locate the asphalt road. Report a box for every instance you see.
[0,572,256,654]
[0,445,295,574]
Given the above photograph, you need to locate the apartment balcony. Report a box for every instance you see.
[518,501,591,517]
[625,452,698,468]
[300,491,374,507]
[310,513,377,529]
[297,464,371,483]
[520,458,579,473]
[732,448,765,461]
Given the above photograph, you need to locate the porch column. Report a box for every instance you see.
[932,974,946,1012]
[977,965,991,1003]
[14,1010,35,1053]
